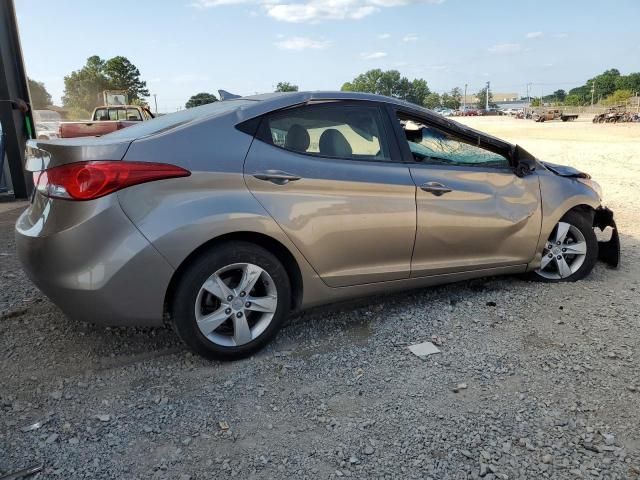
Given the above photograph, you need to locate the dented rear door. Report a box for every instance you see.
[409,164,541,276]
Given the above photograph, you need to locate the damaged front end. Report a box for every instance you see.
[594,206,620,268]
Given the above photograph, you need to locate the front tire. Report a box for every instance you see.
[171,242,291,360]
[529,211,598,282]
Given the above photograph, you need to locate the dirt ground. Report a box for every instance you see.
[1,116,639,479]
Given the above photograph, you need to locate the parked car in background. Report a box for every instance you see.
[459,107,478,116]
[504,107,523,116]
[58,105,154,138]
[16,91,619,360]
[434,108,455,117]
[532,109,579,122]
[35,123,59,140]
[33,109,62,131]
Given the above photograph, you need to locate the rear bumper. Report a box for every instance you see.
[15,194,174,327]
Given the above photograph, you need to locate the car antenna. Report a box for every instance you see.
[218,90,241,101]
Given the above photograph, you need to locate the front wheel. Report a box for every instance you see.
[171,242,291,360]
[530,211,598,282]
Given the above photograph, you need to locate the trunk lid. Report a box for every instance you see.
[25,137,133,172]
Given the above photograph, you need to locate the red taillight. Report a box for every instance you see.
[32,161,190,201]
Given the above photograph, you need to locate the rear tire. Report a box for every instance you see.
[527,211,598,282]
[171,242,291,360]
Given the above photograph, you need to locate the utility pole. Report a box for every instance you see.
[526,83,532,102]
[153,94,158,115]
[463,83,467,111]
[591,81,596,107]
[485,81,490,110]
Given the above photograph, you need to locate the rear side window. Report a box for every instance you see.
[260,103,390,161]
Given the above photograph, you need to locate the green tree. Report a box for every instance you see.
[405,79,430,106]
[475,88,496,109]
[530,97,542,107]
[103,56,150,102]
[341,69,430,106]
[185,92,218,109]
[423,92,441,109]
[275,82,298,92]
[446,87,462,109]
[588,69,621,99]
[566,69,640,106]
[563,94,582,106]
[63,55,149,113]
[63,55,110,112]
[615,72,640,93]
[28,78,52,109]
[552,89,566,102]
[603,89,633,106]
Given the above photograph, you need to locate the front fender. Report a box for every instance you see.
[528,169,601,270]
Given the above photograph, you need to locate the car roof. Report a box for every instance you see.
[237,91,427,116]
[102,90,515,155]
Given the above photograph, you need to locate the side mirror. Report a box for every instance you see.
[512,145,537,177]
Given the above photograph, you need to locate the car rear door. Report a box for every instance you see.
[242,101,416,287]
[388,107,541,277]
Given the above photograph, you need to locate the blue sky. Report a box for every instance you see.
[15,0,640,112]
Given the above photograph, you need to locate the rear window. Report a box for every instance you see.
[104,99,255,139]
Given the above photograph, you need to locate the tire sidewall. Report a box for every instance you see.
[171,242,290,360]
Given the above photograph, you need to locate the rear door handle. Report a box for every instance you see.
[420,182,452,196]
[252,170,301,185]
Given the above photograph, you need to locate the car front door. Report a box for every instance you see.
[243,101,416,287]
[390,108,541,277]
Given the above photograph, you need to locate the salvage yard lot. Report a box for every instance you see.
[1,117,639,479]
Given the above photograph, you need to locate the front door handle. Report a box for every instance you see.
[252,170,301,185]
[420,182,452,196]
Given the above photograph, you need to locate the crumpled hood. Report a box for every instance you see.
[541,161,591,179]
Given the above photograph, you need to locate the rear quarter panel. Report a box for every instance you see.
[117,113,321,299]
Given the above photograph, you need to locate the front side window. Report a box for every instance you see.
[399,116,509,168]
[263,104,390,161]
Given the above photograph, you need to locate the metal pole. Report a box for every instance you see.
[463,83,467,111]
[0,0,32,198]
[591,81,595,107]
[485,81,490,110]
[153,94,158,114]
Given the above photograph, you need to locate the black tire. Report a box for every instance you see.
[527,210,598,283]
[171,242,291,360]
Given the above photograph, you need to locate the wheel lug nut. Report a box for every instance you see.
[236,312,243,318]
[562,248,566,252]
[548,253,553,258]
[226,295,233,301]
[245,302,251,308]
[225,308,231,314]
[239,291,246,297]
[556,241,561,245]
[556,255,562,260]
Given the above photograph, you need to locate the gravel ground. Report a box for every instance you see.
[1,118,639,479]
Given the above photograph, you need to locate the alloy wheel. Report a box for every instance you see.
[535,221,587,280]
[194,263,278,347]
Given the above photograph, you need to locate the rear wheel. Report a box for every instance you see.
[530,211,598,282]
[171,242,291,360]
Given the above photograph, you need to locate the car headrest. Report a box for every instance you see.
[319,129,352,157]
[284,124,310,152]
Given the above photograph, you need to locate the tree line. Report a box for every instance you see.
[28,60,640,116]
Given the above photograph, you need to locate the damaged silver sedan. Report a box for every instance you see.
[16,92,619,359]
